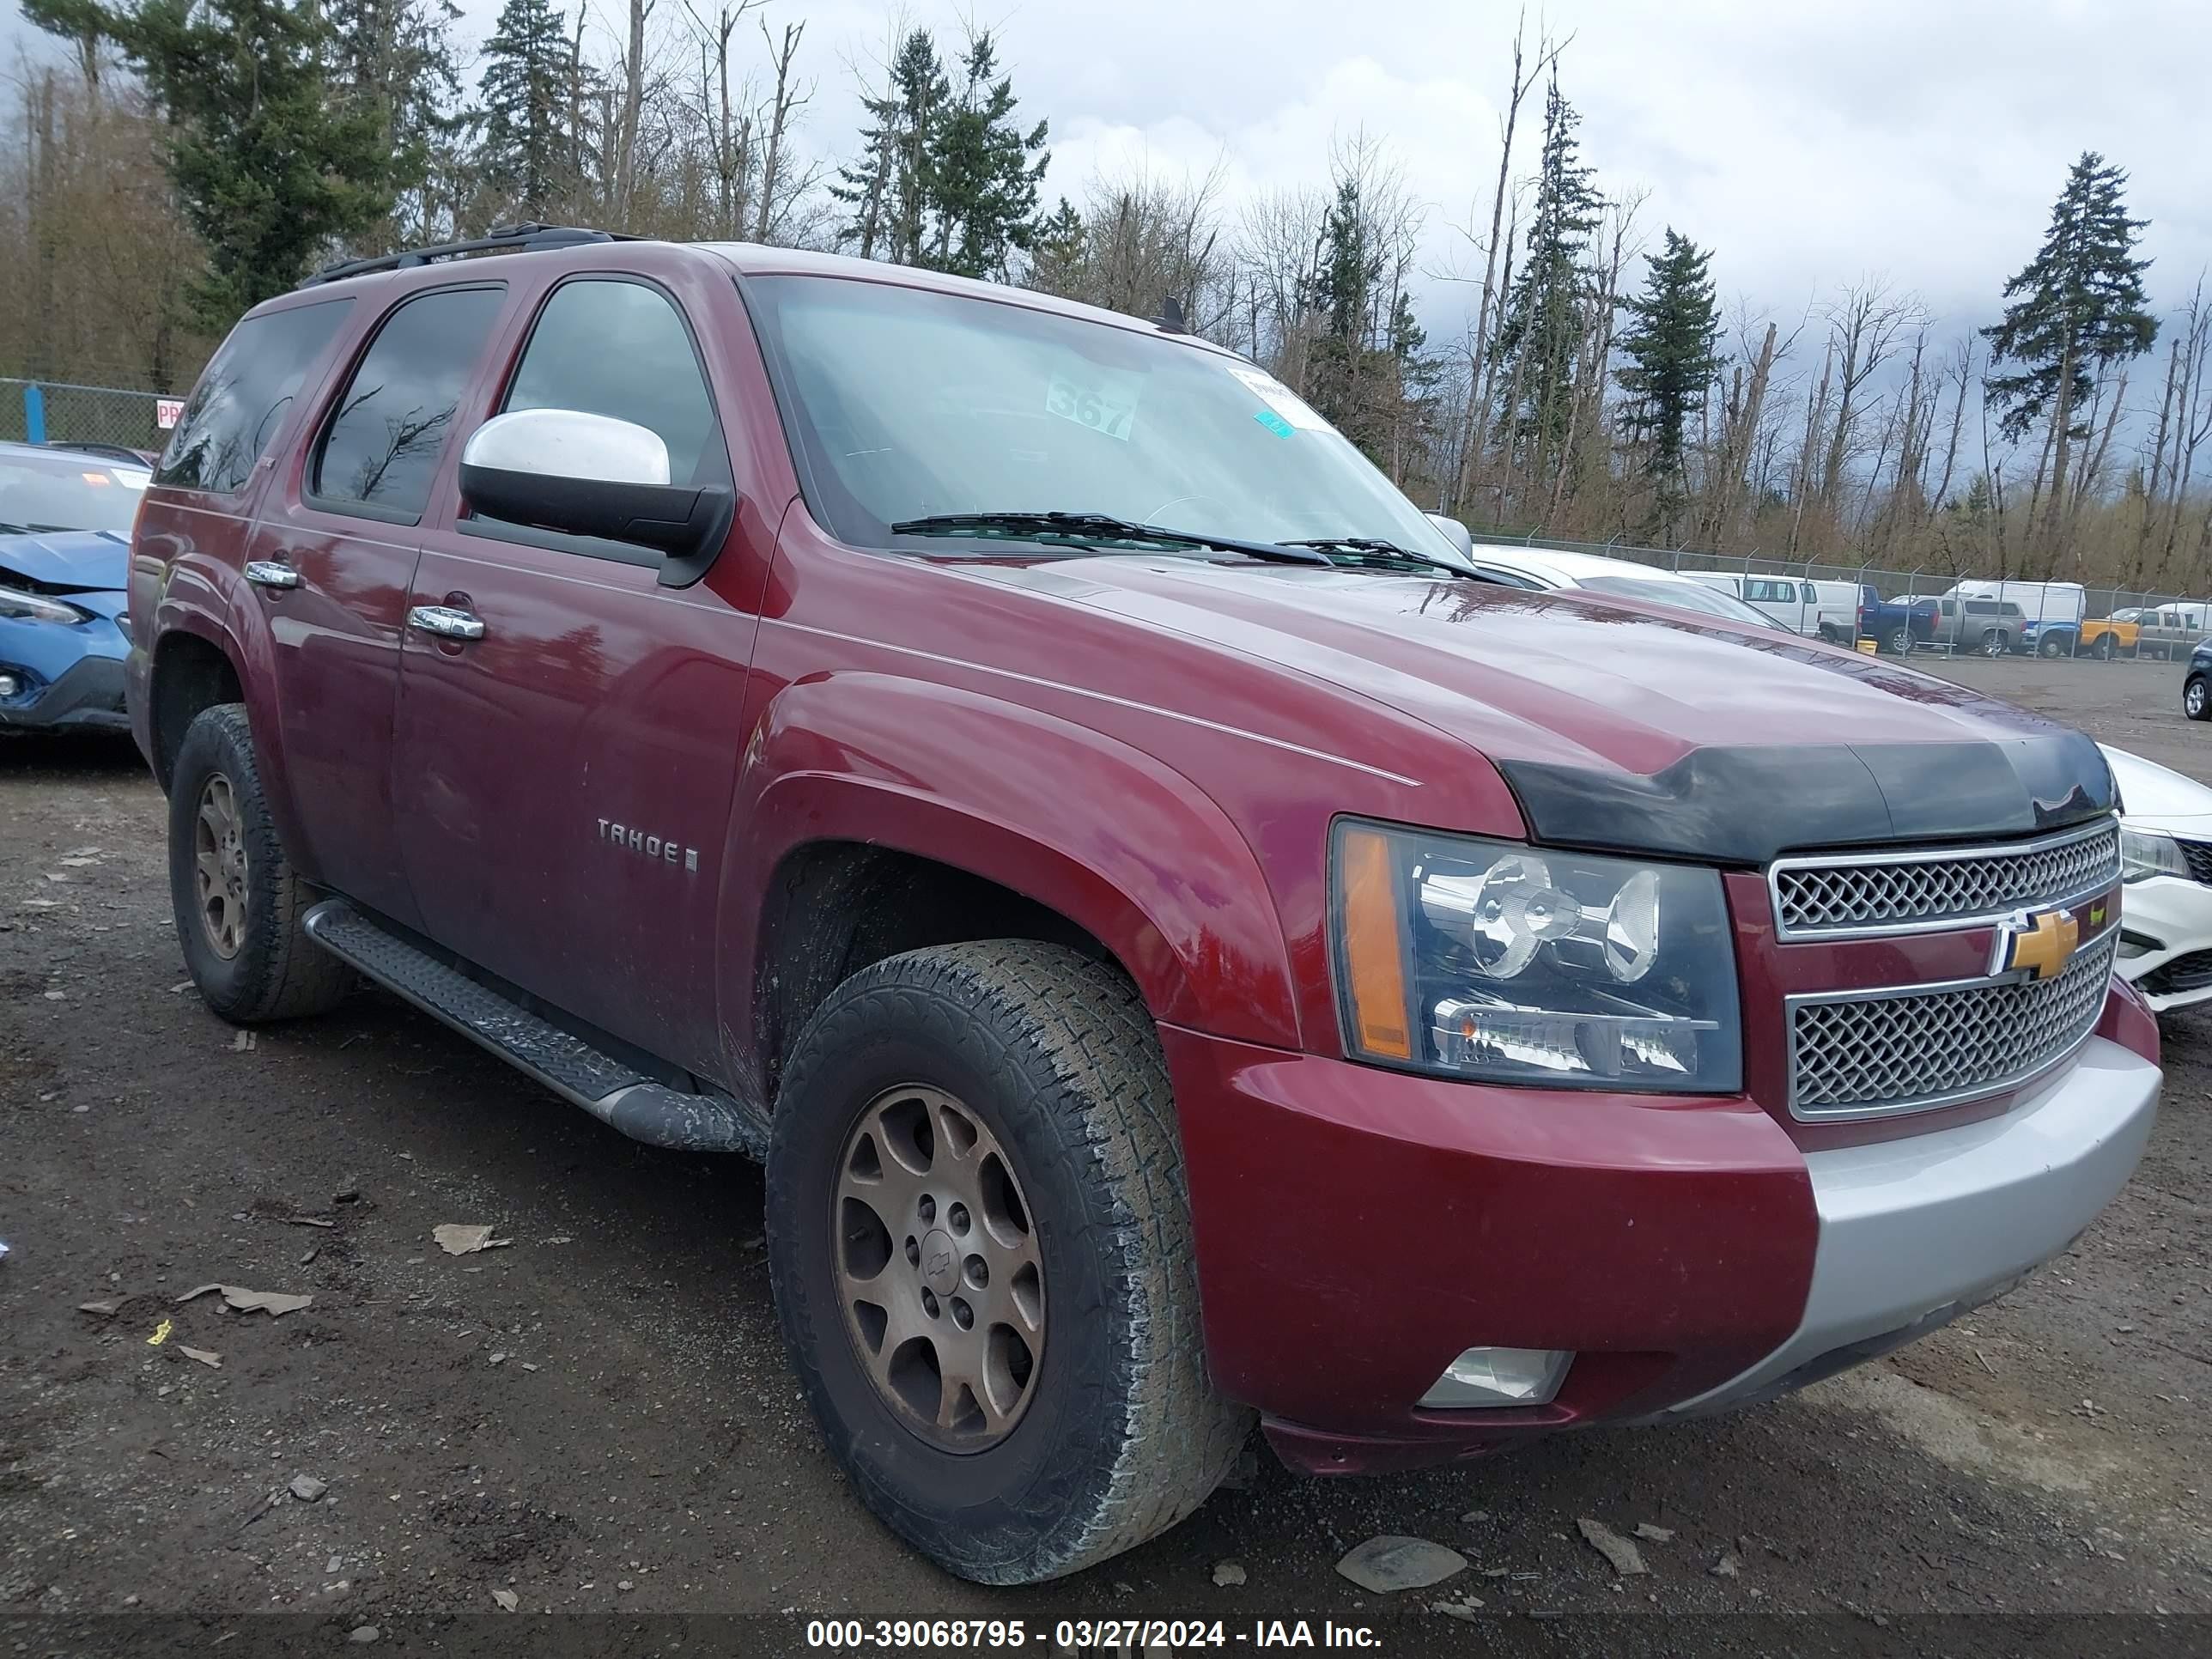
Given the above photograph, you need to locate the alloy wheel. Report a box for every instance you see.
[2188,679,2207,719]
[833,1085,1045,1452]
[193,772,248,960]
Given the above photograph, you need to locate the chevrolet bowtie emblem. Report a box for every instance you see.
[1992,907,2081,981]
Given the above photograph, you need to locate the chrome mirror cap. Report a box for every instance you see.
[1425,512,1475,560]
[462,408,670,486]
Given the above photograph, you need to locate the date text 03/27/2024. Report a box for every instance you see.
[804,1619,1383,1650]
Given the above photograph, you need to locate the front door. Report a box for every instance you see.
[245,282,509,929]
[390,270,773,1076]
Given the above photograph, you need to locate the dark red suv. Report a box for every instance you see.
[127,226,2161,1583]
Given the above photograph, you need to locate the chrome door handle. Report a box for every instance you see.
[244,561,301,590]
[407,605,486,641]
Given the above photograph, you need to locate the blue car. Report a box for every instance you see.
[0,439,145,733]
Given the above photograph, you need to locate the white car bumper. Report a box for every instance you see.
[2116,872,2212,1012]
[1656,1035,2160,1417]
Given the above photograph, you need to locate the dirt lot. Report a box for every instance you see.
[4,655,2212,1652]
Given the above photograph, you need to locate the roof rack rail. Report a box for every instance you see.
[299,223,636,289]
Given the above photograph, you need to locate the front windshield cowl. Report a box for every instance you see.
[746,274,1468,570]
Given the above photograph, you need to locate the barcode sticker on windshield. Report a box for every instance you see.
[1227,365,1327,431]
[1045,372,1139,441]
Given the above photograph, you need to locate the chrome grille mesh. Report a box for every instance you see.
[1772,821,2118,937]
[1789,932,2117,1118]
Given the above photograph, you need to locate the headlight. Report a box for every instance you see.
[0,583,91,625]
[2121,825,2187,884]
[1331,821,1741,1092]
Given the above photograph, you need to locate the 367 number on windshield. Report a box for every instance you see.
[1045,374,1135,441]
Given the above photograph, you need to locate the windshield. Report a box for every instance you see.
[747,274,1468,565]
[1577,574,1787,630]
[0,449,149,536]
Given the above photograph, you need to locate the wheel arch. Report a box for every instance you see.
[726,673,1303,1109]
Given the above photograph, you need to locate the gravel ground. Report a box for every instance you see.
[3,654,2210,1653]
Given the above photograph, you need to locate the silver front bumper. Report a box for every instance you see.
[1659,1034,2160,1417]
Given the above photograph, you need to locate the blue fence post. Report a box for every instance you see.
[23,383,46,445]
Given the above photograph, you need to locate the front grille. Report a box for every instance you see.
[1771,819,2118,938]
[2141,947,2212,996]
[2179,840,2212,885]
[1789,931,2118,1119]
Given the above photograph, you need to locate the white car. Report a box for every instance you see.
[1423,534,1794,632]
[2104,743,2212,1012]
[1680,571,1858,641]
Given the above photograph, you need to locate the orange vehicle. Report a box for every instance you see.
[2081,616,2142,659]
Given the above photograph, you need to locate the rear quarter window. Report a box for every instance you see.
[156,300,353,495]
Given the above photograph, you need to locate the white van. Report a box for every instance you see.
[1683,573,1856,641]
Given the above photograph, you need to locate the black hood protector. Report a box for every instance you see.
[1498,731,2116,866]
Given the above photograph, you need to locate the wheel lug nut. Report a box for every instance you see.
[964,1255,988,1288]
[904,1237,920,1267]
[918,1194,935,1223]
[922,1289,939,1318]
[948,1202,969,1236]
[951,1297,973,1330]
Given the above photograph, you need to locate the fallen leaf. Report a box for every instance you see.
[491,1589,519,1613]
[179,1346,222,1370]
[433,1224,509,1256]
[178,1284,313,1316]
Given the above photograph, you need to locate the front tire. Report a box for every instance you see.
[167,704,351,1022]
[2185,676,2211,722]
[765,941,1251,1584]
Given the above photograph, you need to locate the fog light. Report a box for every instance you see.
[1419,1346,1573,1408]
[0,672,21,699]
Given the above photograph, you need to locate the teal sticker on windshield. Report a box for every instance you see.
[1254,409,1295,439]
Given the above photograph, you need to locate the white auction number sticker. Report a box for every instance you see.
[1044,370,1139,441]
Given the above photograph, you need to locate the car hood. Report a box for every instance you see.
[2100,743,2212,831]
[963,557,2115,863]
[0,529,129,592]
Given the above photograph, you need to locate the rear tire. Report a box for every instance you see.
[2186,676,2211,722]
[167,704,351,1022]
[765,940,1251,1584]
[1883,626,1911,656]
[2093,634,2116,660]
[1980,629,2008,658]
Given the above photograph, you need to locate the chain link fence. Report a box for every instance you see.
[2,378,173,462]
[1465,526,2207,665]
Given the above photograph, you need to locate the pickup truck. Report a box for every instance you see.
[125,228,2162,1585]
[1855,585,1939,654]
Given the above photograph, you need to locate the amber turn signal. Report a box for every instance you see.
[1340,825,1413,1059]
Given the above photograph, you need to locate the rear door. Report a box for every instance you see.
[389,263,777,1075]
[240,282,509,928]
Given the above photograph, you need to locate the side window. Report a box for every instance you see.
[313,286,506,521]
[1747,579,1784,604]
[500,280,728,489]
[155,300,352,495]
[1800,581,1816,603]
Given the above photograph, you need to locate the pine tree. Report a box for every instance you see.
[329,0,467,246]
[1024,196,1086,292]
[928,31,1048,280]
[25,0,398,322]
[1492,73,1603,489]
[1304,178,1382,440]
[1984,152,2157,547]
[1615,228,1721,539]
[477,0,571,222]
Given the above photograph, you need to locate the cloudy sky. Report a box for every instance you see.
[9,0,2208,337]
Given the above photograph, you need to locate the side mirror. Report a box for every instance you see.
[459,408,733,568]
[1425,513,1475,560]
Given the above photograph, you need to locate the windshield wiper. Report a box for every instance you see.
[890,511,1330,568]
[1282,537,1482,580]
